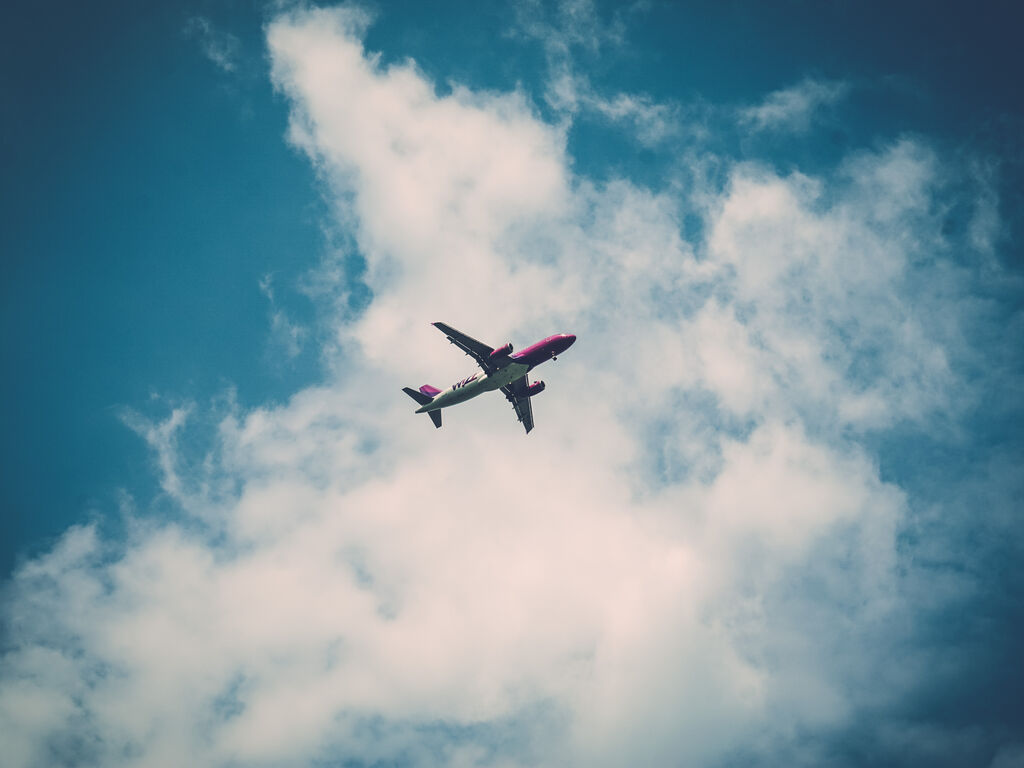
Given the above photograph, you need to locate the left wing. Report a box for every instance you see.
[501,376,535,434]
[432,322,498,373]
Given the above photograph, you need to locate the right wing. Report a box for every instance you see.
[501,376,535,434]
[432,322,498,373]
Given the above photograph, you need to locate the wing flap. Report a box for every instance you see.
[501,376,535,434]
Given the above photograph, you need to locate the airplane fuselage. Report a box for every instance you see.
[415,362,529,413]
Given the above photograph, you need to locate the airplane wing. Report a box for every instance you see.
[432,322,498,373]
[501,376,535,434]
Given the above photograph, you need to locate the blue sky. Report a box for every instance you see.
[2,2,1023,767]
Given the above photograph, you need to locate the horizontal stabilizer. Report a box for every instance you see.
[428,411,442,428]
[402,386,434,407]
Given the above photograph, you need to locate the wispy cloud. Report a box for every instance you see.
[511,0,632,56]
[184,16,241,73]
[513,0,676,146]
[740,77,849,133]
[0,7,1019,768]
[260,275,306,360]
[546,68,680,146]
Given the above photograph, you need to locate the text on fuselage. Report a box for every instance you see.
[452,373,480,389]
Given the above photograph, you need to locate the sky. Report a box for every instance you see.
[2,1,1023,766]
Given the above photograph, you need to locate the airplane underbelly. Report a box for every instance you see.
[432,363,530,410]
[494,362,529,385]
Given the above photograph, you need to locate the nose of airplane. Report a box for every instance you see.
[562,333,576,350]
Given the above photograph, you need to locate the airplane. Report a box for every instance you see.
[402,322,576,433]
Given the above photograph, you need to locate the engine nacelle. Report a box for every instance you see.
[526,381,546,397]
[490,342,513,359]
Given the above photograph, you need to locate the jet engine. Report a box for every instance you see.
[526,381,546,397]
[490,342,513,358]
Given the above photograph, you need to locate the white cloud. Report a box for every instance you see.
[740,77,849,134]
[0,7,1007,768]
[703,140,963,429]
[267,6,573,365]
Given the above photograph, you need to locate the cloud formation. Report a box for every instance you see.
[1,7,1019,768]
[740,77,849,133]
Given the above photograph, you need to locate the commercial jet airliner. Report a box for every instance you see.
[402,322,576,433]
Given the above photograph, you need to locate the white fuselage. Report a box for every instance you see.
[416,362,529,413]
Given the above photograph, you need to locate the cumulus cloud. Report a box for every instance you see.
[740,77,849,134]
[704,142,965,428]
[1,6,1018,768]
